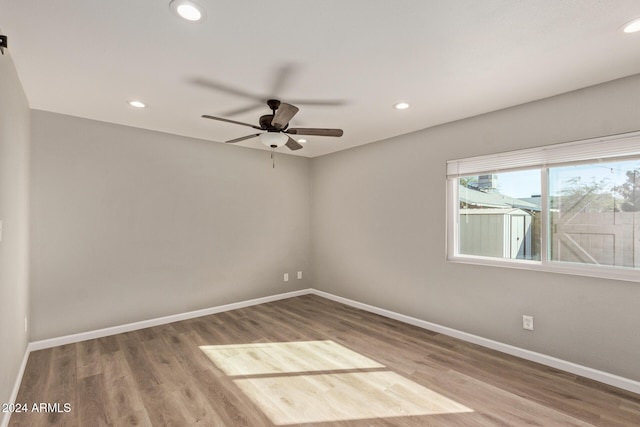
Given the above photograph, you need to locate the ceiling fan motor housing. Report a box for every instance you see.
[259,114,274,129]
[259,114,288,132]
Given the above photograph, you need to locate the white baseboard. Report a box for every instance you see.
[18,287,640,400]
[310,289,640,395]
[29,289,311,351]
[1,346,30,427]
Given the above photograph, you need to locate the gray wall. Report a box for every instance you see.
[312,73,640,382]
[30,111,311,340]
[0,54,30,408]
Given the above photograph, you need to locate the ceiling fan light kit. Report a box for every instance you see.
[259,132,288,148]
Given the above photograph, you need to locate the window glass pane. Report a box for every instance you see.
[548,159,640,268]
[458,170,541,260]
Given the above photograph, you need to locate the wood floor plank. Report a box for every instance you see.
[190,368,274,426]
[96,334,120,355]
[9,349,55,427]
[137,385,191,427]
[112,409,153,427]
[170,379,226,426]
[77,374,111,426]
[76,339,102,379]
[116,335,161,392]
[414,366,595,426]
[14,349,52,405]
[8,294,640,426]
[38,347,77,426]
[163,330,215,374]
[100,351,147,423]
[425,346,612,424]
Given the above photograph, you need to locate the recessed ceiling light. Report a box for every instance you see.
[129,100,146,108]
[394,102,410,110]
[623,18,640,33]
[297,138,307,143]
[170,0,205,22]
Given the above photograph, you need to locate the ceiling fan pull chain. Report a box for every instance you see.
[271,147,275,169]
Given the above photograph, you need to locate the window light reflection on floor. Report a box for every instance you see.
[200,341,473,425]
[200,340,385,376]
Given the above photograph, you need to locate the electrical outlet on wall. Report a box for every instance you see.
[522,315,534,331]
[284,273,289,282]
[0,220,3,242]
[297,271,302,279]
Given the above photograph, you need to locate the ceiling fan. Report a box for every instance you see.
[202,99,343,151]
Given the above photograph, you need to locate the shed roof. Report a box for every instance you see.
[460,208,531,216]
[459,185,540,211]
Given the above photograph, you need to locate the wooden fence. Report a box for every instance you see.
[551,211,639,267]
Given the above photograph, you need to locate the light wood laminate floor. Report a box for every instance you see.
[8,295,640,426]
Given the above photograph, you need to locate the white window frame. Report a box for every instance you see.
[446,131,640,283]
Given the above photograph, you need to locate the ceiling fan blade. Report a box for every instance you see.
[226,133,261,144]
[287,99,347,107]
[272,103,299,130]
[202,115,262,130]
[286,128,343,137]
[270,64,295,96]
[285,136,303,151]
[190,77,263,101]
[222,102,266,117]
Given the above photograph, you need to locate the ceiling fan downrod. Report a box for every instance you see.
[267,99,281,114]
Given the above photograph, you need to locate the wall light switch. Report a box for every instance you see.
[0,220,3,242]
[284,273,289,282]
[297,271,302,279]
[523,315,534,331]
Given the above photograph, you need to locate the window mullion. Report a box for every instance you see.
[540,167,549,265]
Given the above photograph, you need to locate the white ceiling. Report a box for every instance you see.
[2,1,640,157]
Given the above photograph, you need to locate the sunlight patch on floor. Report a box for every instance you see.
[200,340,473,425]
[235,371,473,425]
[200,340,385,375]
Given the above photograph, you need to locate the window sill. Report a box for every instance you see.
[447,255,640,283]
